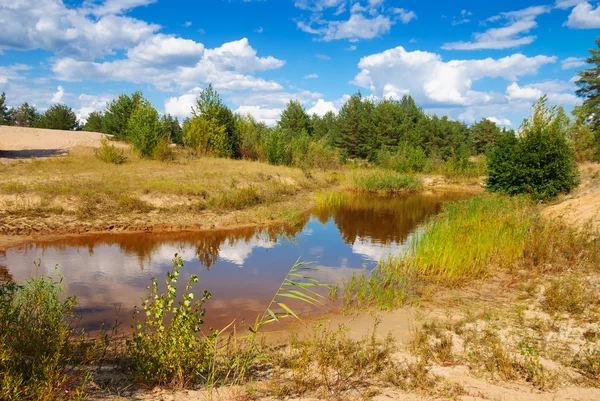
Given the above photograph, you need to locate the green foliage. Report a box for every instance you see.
[279,100,310,135]
[338,91,376,159]
[377,143,430,173]
[192,84,237,157]
[82,111,104,132]
[487,97,579,201]
[575,37,600,132]
[153,138,175,162]
[0,92,12,125]
[161,114,182,145]
[472,118,502,154]
[12,102,40,128]
[0,274,101,400]
[183,116,230,157]
[347,170,422,194]
[127,99,165,158]
[264,127,288,165]
[38,104,79,130]
[127,255,214,388]
[95,138,127,164]
[236,114,268,160]
[102,91,143,140]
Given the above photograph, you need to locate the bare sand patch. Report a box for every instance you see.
[0,126,127,162]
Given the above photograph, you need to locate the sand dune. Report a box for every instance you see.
[0,126,123,162]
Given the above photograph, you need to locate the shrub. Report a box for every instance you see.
[183,116,230,157]
[95,138,127,165]
[264,127,288,165]
[127,100,164,158]
[127,255,215,388]
[486,97,579,201]
[378,143,430,173]
[153,138,175,162]
[0,275,103,400]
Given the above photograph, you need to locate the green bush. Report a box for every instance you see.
[127,100,165,158]
[95,138,127,164]
[486,97,579,201]
[38,104,79,131]
[264,127,287,165]
[378,143,430,173]
[127,255,215,388]
[0,275,102,400]
[153,138,175,162]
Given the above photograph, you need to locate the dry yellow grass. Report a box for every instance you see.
[0,147,341,240]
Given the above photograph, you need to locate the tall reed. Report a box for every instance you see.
[407,194,533,284]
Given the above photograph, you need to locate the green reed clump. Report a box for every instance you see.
[407,194,533,284]
[127,254,215,388]
[343,260,415,310]
[347,170,422,194]
[208,186,263,211]
[315,191,347,208]
[0,274,105,400]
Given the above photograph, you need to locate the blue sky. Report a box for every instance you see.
[0,0,599,127]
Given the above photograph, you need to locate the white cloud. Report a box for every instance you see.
[51,86,65,103]
[304,73,319,79]
[347,45,357,51]
[164,88,202,118]
[506,82,579,105]
[506,82,542,102]
[234,105,282,126]
[298,13,394,41]
[254,26,264,33]
[294,0,346,12]
[443,5,549,50]
[76,93,113,123]
[306,99,337,116]
[88,0,157,17]
[316,54,331,60]
[184,21,192,27]
[352,46,556,106]
[564,2,600,28]
[555,0,585,9]
[561,56,586,69]
[127,34,205,67]
[390,8,417,24]
[487,116,512,126]
[53,38,285,92]
[0,0,160,60]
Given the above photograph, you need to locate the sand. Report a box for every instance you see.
[0,126,125,162]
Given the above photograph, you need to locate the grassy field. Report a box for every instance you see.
[0,148,346,238]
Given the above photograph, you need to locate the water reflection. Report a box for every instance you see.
[1,192,469,331]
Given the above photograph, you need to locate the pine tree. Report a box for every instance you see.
[38,104,79,130]
[279,100,310,136]
[0,92,12,125]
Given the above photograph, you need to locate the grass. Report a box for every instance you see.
[346,169,422,194]
[0,147,343,231]
[407,194,533,284]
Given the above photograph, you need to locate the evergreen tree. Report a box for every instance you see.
[279,100,310,136]
[575,37,600,131]
[12,103,40,128]
[192,84,237,157]
[0,92,12,125]
[487,96,579,200]
[337,92,375,159]
[102,92,143,140]
[471,118,501,154]
[160,114,183,144]
[38,104,79,130]
[83,111,104,132]
[127,99,164,158]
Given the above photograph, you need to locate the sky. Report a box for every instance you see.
[0,0,599,128]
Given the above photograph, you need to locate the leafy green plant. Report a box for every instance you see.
[127,100,165,158]
[0,271,104,400]
[127,254,214,388]
[95,138,127,165]
[153,138,175,162]
[347,170,422,194]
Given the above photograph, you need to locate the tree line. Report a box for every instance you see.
[1,37,599,173]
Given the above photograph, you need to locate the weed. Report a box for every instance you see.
[573,347,600,385]
[116,195,153,213]
[208,186,262,211]
[517,341,549,389]
[541,276,593,315]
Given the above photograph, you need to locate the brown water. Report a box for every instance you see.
[1,192,470,332]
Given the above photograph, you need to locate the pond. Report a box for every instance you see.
[0,192,470,332]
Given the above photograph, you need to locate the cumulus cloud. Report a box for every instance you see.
[51,86,65,103]
[306,99,337,116]
[76,93,113,123]
[53,38,285,92]
[442,5,549,50]
[0,0,160,60]
[506,82,579,105]
[352,46,556,106]
[564,2,600,28]
[487,116,512,126]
